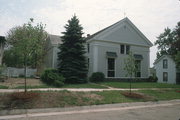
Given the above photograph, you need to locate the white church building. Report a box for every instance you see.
[45,17,153,78]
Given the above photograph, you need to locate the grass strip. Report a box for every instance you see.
[14,83,107,89]
[0,85,8,89]
[99,82,180,88]
[0,89,179,110]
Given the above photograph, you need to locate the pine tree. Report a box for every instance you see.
[58,15,87,84]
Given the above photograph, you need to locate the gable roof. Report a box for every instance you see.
[48,34,62,45]
[86,19,121,40]
[86,17,153,47]
[153,55,174,65]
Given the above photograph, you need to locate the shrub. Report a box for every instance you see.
[19,74,25,78]
[0,65,6,75]
[89,72,105,82]
[148,76,158,82]
[30,75,35,78]
[53,80,64,87]
[41,69,65,87]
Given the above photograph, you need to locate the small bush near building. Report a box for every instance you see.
[19,74,25,78]
[148,76,158,82]
[89,72,105,82]
[41,69,65,87]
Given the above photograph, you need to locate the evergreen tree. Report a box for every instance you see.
[58,15,87,84]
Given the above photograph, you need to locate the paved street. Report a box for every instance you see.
[0,100,180,120]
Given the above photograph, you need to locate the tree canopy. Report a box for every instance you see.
[155,21,180,68]
[58,15,87,84]
[4,18,48,68]
[5,18,48,92]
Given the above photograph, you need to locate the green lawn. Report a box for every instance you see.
[10,82,180,89]
[99,82,180,88]
[140,89,180,100]
[93,91,144,104]
[94,89,180,104]
[62,83,107,89]
[14,83,107,89]
[14,85,52,89]
[93,89,180,104]
[0,85,8,89]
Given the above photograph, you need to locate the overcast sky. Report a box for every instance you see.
[0,0,180,67]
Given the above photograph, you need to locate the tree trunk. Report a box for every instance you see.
[130,78,132,94]
[130,74,132,95]
[24,55,27,93]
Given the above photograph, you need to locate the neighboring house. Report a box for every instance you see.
[0,36,5,65]
[154,55,180,84]
[45,17,153,79]
[44,34,62,69]
[86,17,153,78]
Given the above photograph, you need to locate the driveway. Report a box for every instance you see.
[0,100,180,120]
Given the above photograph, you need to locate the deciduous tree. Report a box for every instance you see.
[6,18,47,92]
[124,52,137,94]
[154,21,180,68]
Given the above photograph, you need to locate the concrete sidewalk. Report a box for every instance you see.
[0,87,175,93]
[0,88,140,93]
[0,99,180,119]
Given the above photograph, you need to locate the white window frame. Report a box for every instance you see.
[120,44,130,54]
[106,57,116,77]
[163,59,168,69]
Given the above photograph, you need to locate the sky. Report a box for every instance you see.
[0,0,180,67]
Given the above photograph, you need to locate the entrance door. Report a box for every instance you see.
[107,58,115,77]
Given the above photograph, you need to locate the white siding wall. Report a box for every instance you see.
[45,47,54,68]
[88,41,150,78]
[86,42,94,77]
[44,44,60,69]
[53,46,60,68]
[155,56,176,84]
[49,40,150,79]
